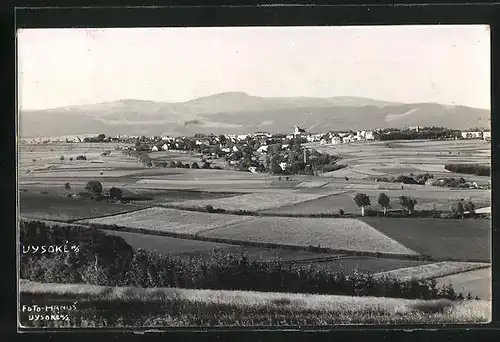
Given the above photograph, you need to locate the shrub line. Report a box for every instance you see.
[157,203,490,220]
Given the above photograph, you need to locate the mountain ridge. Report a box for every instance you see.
[19,93,490,138]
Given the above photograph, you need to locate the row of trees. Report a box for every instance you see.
[353,193,416,216]
[374,127,462,141]
[353,192,478,218]
[444,164,491,177]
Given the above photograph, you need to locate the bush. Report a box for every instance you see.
[76,155,87,160]
[202,162,211,169]
[339,209,345,216]
[191,162,200,169]
[317,164,347,173]
[85,181,103,195]
[205,205,215,213]
[109,187,123,200]
[175,161,184,168]
[168,161,177,168]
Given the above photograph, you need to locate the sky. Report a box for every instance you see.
[17,25,490,110]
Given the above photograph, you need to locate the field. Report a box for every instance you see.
[19,192,147,221]
[372,262,490,282]
[102,230,340,262]
[19,280,491,327]
[200,217,418,255]
[309,140,491,185]
[81,207,256,234]
[360,217,490,261]
[436,268,491,300]
[167,191,336,211]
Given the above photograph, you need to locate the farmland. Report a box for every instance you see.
[81,207,256,234]
[18,138,491,319]
[359,217,490,261]
[19,192,147,221]
[199,217,418,256]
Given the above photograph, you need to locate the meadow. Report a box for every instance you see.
[19,280,491,327]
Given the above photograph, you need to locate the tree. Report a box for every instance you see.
[463,200,476,215]
[269,155,282,174]
[202,162,211,169]
[85,180,103,195]
[64,182,71,193]
[399,196,417,215]
[60,156,65,163]
[176,161,184,168]
[169,161,177,168]
[451,200,465,219]
[191,162,200,169]
[218,134,227,146]
[69,157,73,161]
[109,187,123,200]
[377,193,390,215]
[354,193,371,216]
[97,133,106,142]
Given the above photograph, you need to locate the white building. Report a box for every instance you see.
[232,145,239,152]
[221,147,231,153]
[320,139,328,145]
[342,135,354,143]
[257,145,269,153]
[237,134,249,141]
[151,146,159,152]
[365,130,375,140]
[161,143,169,151]
[331,136,342,145]
[279,162,288,171]
[461,131,483,139]
[484,131,491,140]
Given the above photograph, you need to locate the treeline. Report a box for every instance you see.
[444,164,490,176]
[374,128,461,141]
[20,219,468,300]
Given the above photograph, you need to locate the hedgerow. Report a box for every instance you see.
[20,219,468,300]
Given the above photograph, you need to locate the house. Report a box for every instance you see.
[365,130,375,140]
[483,131,491,141]
[342,135,353,143]
[281,144,289,150]
[294,126,306,136]
[196,139,210,146]
[151,146,159,152]
[248,166,258,173]
[232,145,239,152]
[257,145,269,154]
[221,147,231,153]
[161,143,169,151]
[461,131,483,139]
[237,134,249,141]
[425,179,436,186]
[279,162,288,171]
[331,136,342,145]
[320,139,328,145]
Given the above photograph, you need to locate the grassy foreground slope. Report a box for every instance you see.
[20,280,490,327]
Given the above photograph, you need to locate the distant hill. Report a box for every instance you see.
[18,92,490,138]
